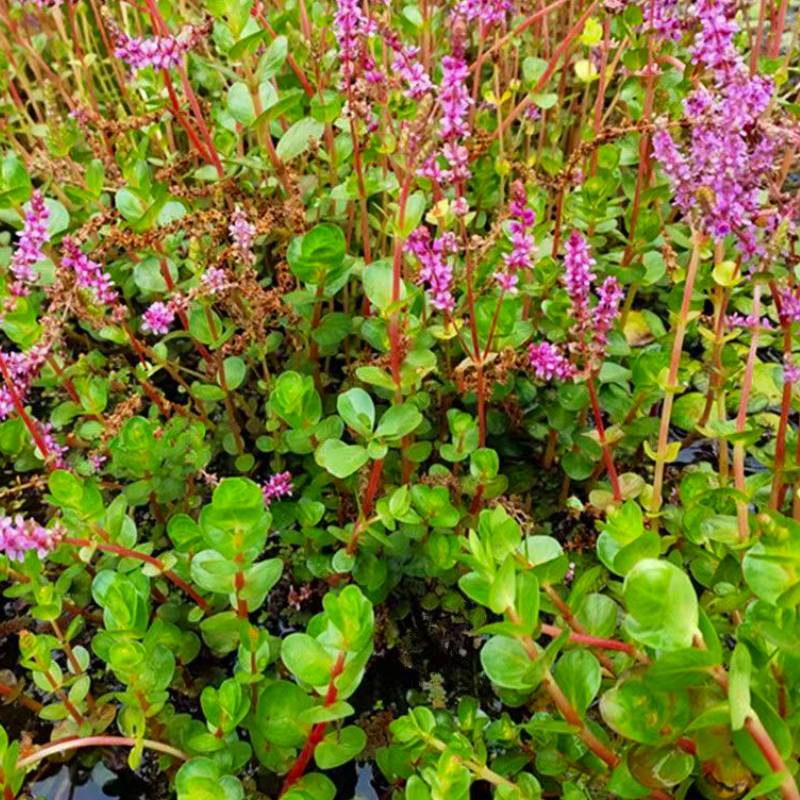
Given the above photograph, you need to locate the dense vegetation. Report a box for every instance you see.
[0,0,799,798]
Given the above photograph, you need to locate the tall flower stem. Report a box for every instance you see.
[586,375,622,501]
[0,351,53,467]
[389,176,414,392]
[650,234,703,514]
[733,285,762,541]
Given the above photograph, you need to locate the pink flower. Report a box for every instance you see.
[390,45,433,99]
[440,50,472,143]
[784,357,800,385]
[0,515,63,562]
[334,0,370,87]
[528,342,576,381]
[262,471,293,505]
[229,207,256,264]
[10,191,50,296]
[0,344,50,421]
[563,231,597,326]
[201,267,228,295]
[110,21,207,72]
[407,228,458,312]
[61,237,118,306]
[142,301,176,335]
[593,277,624,347]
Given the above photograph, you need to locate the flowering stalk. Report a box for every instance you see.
[650,234,703,514]
[587,377,622,502]
[732,285,761,540]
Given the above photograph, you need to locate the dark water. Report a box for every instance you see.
[29,763,151,800]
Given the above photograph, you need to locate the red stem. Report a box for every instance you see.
[280,652,346,794]
[0,350,53,467]
[63,537,209,612]
[586,377,622,501]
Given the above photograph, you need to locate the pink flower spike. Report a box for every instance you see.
[61,237,118,306]
[142,301,176,336]
[0,515,63,562]
[262,471,293,506]
[528,341,575,382]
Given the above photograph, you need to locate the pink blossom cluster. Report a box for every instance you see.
[111,23,206,73]
[779,288,800,324]
[201,267,228,295]
[0,344,50,420]
[262,471,293,506]
[725,313,775,331]
[406,228,459,312]
[495,181,536,293]
[39,423,67,468]
[529,232,623,382]
[9,191,50,297]
[333,0,372,88]
[390,44,434,100]
[652,0,777,258]
[142,301,176,336]
[229,207,257,265]
[528,342,576,381]
[784,357,800,385]
[455,0,512,29]
[61,237,118,305]
[0,515,62,562]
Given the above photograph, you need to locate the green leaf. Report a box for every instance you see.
[729,643,751,730]
[623,559,699,650]
[374,403,422,440]
[480,635,542,691]
[553,650,601,716]
[287,223,347,285]
[276,118,324,161]
[281,633,334,686]
[227,81,277,127]
[337,388,375,438]
[314,725,366,769]
[314,440,369,479]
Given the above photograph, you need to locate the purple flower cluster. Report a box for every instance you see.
[201,267,228,295]
[594,277,625,348]
[262,471,293,506]
[0,515,62,562]
[391,45,434,100]
[528,233,623,383]
[528,342,576,381]
[39,423,67,468]
[440,48,472,143]
[406,228,459,312]
[455,0,512,29]
[0,344,50,421]
[495,181,536,293]
[725,312,774,330]
[229,207,256,265]
[779,288,800,324]
[61,238,118,305]
[563,231,597,326]
[142,301,176,336]
[111,23,205,73]
[652,0,777,257]
[9,191,50,297]
[784,357,800,385]
[333,0,371,87]
[646,0,686,41]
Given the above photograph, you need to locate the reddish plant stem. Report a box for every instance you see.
[0,351,53,467]
[256,13,315,97]
[499,0,599,136]
[63,537,209,612]
[539,623,634,654]
[770,320,792,509]
[733,284,761,541]
[280,652,346,795]
[651,234,703,514]
[389,177,414,390]
[163,74,214,165]
[586,376,622,501]
[16,735,188,769]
